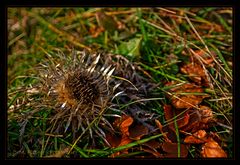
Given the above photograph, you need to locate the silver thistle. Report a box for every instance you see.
[37,50,122,144]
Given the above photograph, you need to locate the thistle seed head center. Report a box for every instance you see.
[65,70,100,105]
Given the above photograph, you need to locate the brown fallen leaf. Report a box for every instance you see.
[129,123,149,140]
[142,139,162,151]
[113,115,134,147]
[184,130,207,144]
[165,82,209,109]
[119,115,134,136]
[163,104,190,130]
[106,133,121,148]
[162,125,178,143]
[198,105,214,124]
[118,135,133,147]
[141,139,162,158]
[181,105,215,133]
[89,25,104,38]
[172,95,203,109]
[110,115,134,157]
[109,135,132,158]
[113,115,134,134]
[180,49,216,87]
[171,83,204,93]
[155,108,182,143]
[196,23,224,34]
[180,63,208,86]
[201,140,227,158]
[155,119,172,142]
[192,49,216,67]
[162,142,188,158]
[181,49,215,87]
[141,147,163,158]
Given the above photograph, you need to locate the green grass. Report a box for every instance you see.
[7,7,233,158]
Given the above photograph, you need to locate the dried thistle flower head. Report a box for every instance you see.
[37,50,120,144]
[14,49,157,152]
